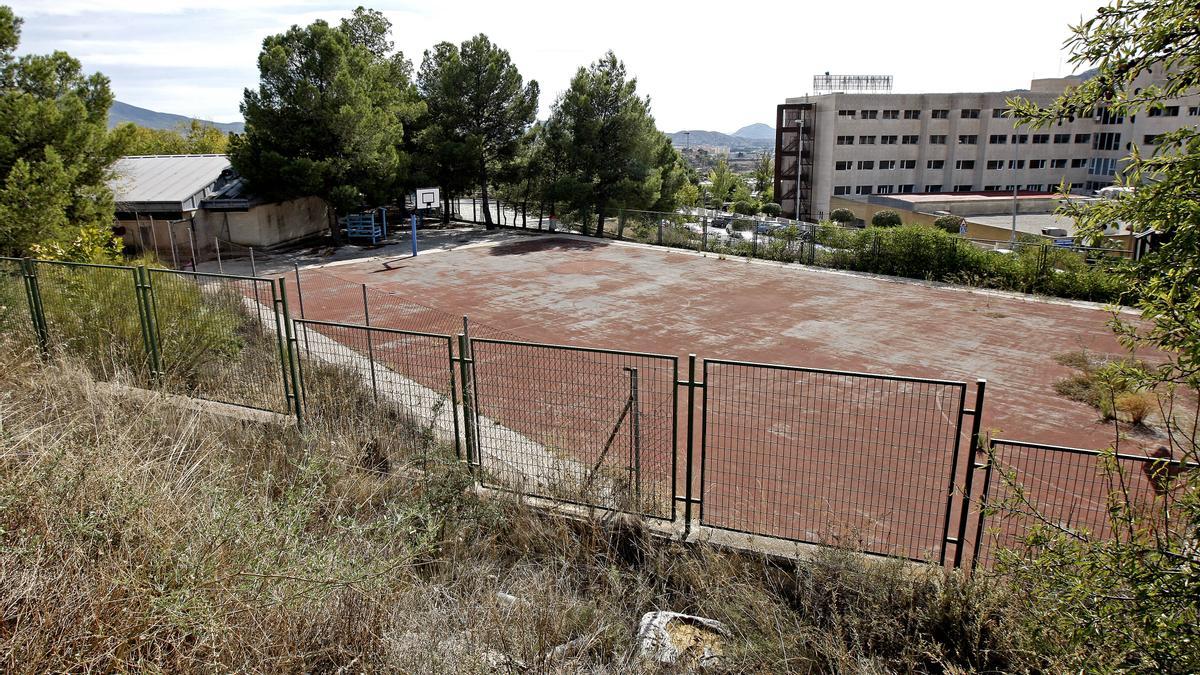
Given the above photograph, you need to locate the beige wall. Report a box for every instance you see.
[118,196,331,263]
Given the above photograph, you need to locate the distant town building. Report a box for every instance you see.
[774,69,1200,221]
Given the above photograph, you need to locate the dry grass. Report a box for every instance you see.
[0,341,1038,672]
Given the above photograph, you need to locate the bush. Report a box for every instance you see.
[829,208,855,224]
[933,215,965,234]
[732,200,758,216]
[760,202,781,217]
[871,210,903,228]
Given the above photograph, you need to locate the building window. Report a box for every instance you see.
[955,160,976,169]
[954,184,973,192]
[1089,157,1117,176]
[900,159,916,169]
[1011,134,1029,144]
[879,160,896,170]
[1096,107,1124,124]
[958,134,978,145]
[880,135,898,144]
[837,135,855,145]
[903,109,921,119]
[859,135,877,144]
[855,185,873,195]
[931,109,949,119]
[1189,106,1200,116]
[1148,105,1179,117]
[986,160,1004,170]
[860,109,878,119]
[1075,133,1091,143]
[1053,133,1070,143]
[882,109,899,119]
[1071,158,1087,168]
[1143,134,1160,145]
[857,160,875,170]
[835,161,852,170]
[960,108,981,119]
[1025,184,1043,191]
[901,135,919,144]
[1008,159,1025,169]
[927,159,945,169]
[833,186,851,195]
[929,134,947,144]
[926,184,943,192]
[838,109,857,117]
[983,184,1001,191]
[991,108,1007,118]
[1070,182,1084,189]
[1029,159,1046,169]
[898,184,915,193]
[988,134,1007,144]
[1051,158,1067,168]
[1093,132,1122,150]
[876,185,894,194]
[1032,134,1049,144]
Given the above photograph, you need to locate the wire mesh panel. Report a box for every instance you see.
[700,360,968,563]
[294,319,459,464]
[973,440,1194,569]
[146,269,290,413]
[468,339,677,520]
[30,260,151,383]
[0,257,32,344]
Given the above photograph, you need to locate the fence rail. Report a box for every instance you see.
[4,254,1177,571]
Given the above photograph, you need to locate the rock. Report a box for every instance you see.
[637,611,727,670]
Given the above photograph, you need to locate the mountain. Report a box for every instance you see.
[108,100,245,134]
[667,129,772,149]
[732,123,774,139]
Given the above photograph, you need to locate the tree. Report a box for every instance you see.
[761,202,782,217]
[230,8,420,239]
[543,52,668,237]
[732,200,757,216]
[829,208,855,224]
[871,210,902,227]
[119,120,230,155]
[751,150,774,195]
[933,214,964,234]
[676,183,700,209]
[417,34,537,229]
[706,158,737,211]
[1001,1,1200,669]
[0,6,127,259]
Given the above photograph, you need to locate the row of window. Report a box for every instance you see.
[832,183,1084,196]
[836,158,1089,171]
[836,133,1096,146]
[838,108,1008,119]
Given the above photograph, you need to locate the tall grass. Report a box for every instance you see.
[0,341,1044,672]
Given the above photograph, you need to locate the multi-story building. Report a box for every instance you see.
[774,72,1200,221]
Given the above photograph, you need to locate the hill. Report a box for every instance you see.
[667,129,772,149]
[732,122,774,139]
[108,100,245,134]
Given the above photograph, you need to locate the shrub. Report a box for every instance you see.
[871,210,903,228]
[732,200,758,216]
[829,208,855,224]
[760,202,781,217]
[933,215,965,234]
[1114,391,1154,425]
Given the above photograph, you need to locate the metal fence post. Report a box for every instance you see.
[362,284,379,401]
[752,222,759,258]
[625,366,641,507]
[970,439,997,572]
[135,266,163,382]
[457,331,477,469]
[20,258,49,356]
[701,216,708,252]
[277,277,304,427]
[657,216,664,246]
[683,353,698,539]
[953,379,987,568]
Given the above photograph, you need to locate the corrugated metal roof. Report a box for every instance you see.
[110,154,232,206]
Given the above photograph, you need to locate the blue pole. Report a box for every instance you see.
[410,213,418,257]
[381,207,388,238]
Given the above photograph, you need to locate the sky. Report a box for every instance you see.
[9,0,1104,133]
